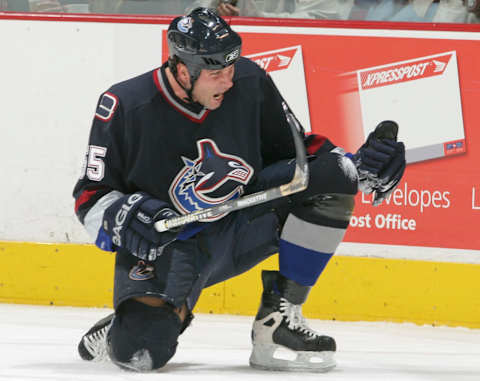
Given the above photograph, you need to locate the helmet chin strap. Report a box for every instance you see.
[172,67,204,107]
[173,73,196,103]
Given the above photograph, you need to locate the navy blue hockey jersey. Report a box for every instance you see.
[73,57,328,242]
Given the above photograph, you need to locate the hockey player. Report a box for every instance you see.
[73,7,406,372]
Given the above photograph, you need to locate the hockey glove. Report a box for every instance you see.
[353,121,406,206]
[100,192,181,261]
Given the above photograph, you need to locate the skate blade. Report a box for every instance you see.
[249,344,336,372]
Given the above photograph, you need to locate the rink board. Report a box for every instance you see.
[0,15,480,253]
[1,241,480,329]
[0,14,480,329]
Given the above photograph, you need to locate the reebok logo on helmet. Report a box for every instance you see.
[225,49,240,64]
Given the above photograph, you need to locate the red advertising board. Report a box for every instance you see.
[161,26,480,251]
[238,31,480,251]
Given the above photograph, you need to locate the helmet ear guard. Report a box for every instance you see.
[167,7,242,99]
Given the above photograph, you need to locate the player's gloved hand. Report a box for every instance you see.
[353,121,406,206]
[98,192,181,261]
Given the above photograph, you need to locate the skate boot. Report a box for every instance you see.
[78,313,114,362]
[249,270,336,372]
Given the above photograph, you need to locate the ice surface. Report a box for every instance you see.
[1,303,479,381]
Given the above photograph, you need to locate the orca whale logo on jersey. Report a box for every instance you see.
[169,139,254,221]
[129,261,155,281]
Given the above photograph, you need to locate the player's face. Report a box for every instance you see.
[192,65,235,110]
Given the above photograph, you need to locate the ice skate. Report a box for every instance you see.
[249,270,336,372]
[77,313,114,362]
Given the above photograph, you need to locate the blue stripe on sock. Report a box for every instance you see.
[279,239,334,286]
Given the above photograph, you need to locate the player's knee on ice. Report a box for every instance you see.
[107,299,183,371]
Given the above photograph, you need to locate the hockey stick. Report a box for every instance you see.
[154,101,309,232]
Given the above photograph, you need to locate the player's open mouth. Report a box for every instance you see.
[213,93,223,101]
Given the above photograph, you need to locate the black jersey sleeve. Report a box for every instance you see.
[259,74,298,167]
[73,90,129,240]
[259,74,337,167]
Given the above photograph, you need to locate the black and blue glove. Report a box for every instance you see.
[98,192,180,261]
[353,120,406,206]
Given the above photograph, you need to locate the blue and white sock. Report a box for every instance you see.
[279,213,347,286]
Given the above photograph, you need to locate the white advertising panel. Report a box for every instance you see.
[356,51,465,163]
[246,46,311,132]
